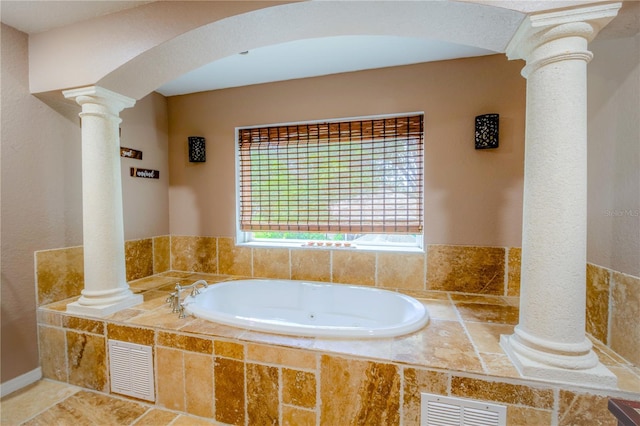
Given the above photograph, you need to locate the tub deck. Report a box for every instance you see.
[36,271,640,425]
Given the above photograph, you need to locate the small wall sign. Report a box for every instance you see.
[130,168,159,179]
[121,147,143,160]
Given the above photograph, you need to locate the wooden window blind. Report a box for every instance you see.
[238,114,424,234]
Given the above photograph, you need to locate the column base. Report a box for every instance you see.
[500,334,617,389]
[66,293,143,318]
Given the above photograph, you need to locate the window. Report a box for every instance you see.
[236,113,424,249]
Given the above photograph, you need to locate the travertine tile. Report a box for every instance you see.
[427,245,504,295]
[506,406,552,426]
[153,235,170,274]
[179,318,244,340]
[609,271,640,365]
[214,357,245,425]
[107,324,155,346]
[403,368,448,426]
[247,363,279,425]
[214,340,245,360]
[37,309,62,326]
[586,263,610,344]
[507,247,521,296]
[38,326,67,381]
[332,250,376,286]
[136,290,172,311]
[455,302,519,325]
[62,316,104,335]
[125,238,154,281]
[449,293,509,305]
[320,355,400,425]
[66,331,107,391]
[464,322,515,353]
[156,347,185,411]
[377,252,425,291]
[393,320,483,372]
[313,337,394,361]
[291,249,331,282]
[558,391,617,426]
[218,237,252,276]
[172,415,220,425]
[0,379,79,426]
[126,307,196,330]
[282,405,316,426]
[283,368,316,409]
[479,353,520,377]
[241,330,315,349]
[608,366,640,393]
[420,299,458,321]
[157,331,213,354]
[133,408,178,426]
[36,246,84,306]
[253,247,290,279]
[21,390,147,426]
[247,344,317,370]
[171,235,217,273]
[185,352,213,418]
[128,275,176,293]
[451,376,554,409]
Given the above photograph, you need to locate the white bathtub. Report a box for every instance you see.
[183,279,429,338]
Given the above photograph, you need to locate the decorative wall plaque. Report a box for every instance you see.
[120,147,143,160]
[130,168,159,179]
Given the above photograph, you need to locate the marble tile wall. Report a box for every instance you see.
[36,304,633,426]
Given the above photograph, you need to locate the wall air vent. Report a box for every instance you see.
[108,340,155,402]
[421,393,506,426]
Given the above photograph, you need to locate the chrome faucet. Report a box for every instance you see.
[166,280,209,318]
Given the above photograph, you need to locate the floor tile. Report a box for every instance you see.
[1,380,80,425]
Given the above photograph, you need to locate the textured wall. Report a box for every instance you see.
[167,54,527,247]
[587,34,640,277]
[0,23,169,384]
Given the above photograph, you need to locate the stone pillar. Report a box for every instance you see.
[63,86,142,317]
[500,3,621,387]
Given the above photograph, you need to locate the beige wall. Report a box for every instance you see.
[587,34,640,277]
[0,23,170,384]
[168,54,527,247]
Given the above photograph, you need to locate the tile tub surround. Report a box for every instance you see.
[37,272,640,426]
[36,237,640,371]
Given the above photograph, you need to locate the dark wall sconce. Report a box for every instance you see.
[188,136,206,162]
[475,114,499,149]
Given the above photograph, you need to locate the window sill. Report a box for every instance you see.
[237,241,424,254]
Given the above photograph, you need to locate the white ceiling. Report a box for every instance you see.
[1,0,637,97]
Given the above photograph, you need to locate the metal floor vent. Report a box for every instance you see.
[421,393,506,426]
[108,340,155,402]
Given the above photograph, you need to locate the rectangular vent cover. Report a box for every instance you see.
[421,393,506,426]
[108,340,155,402]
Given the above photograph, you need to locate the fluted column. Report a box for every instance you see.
[500,3,620,387]
[63,86,142,317]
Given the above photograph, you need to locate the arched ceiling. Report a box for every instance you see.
[97,1,526,100]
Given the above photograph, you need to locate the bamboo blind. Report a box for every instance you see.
[238,114,424,234]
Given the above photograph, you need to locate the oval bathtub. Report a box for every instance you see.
[183,279,429,338]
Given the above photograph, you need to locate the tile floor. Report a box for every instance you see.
[0,379,222,425]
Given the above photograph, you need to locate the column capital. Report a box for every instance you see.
[63,85,136,114]
[506,2,621,74]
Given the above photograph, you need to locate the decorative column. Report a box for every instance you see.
[63,86,143,317]
[500,3,621,387]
